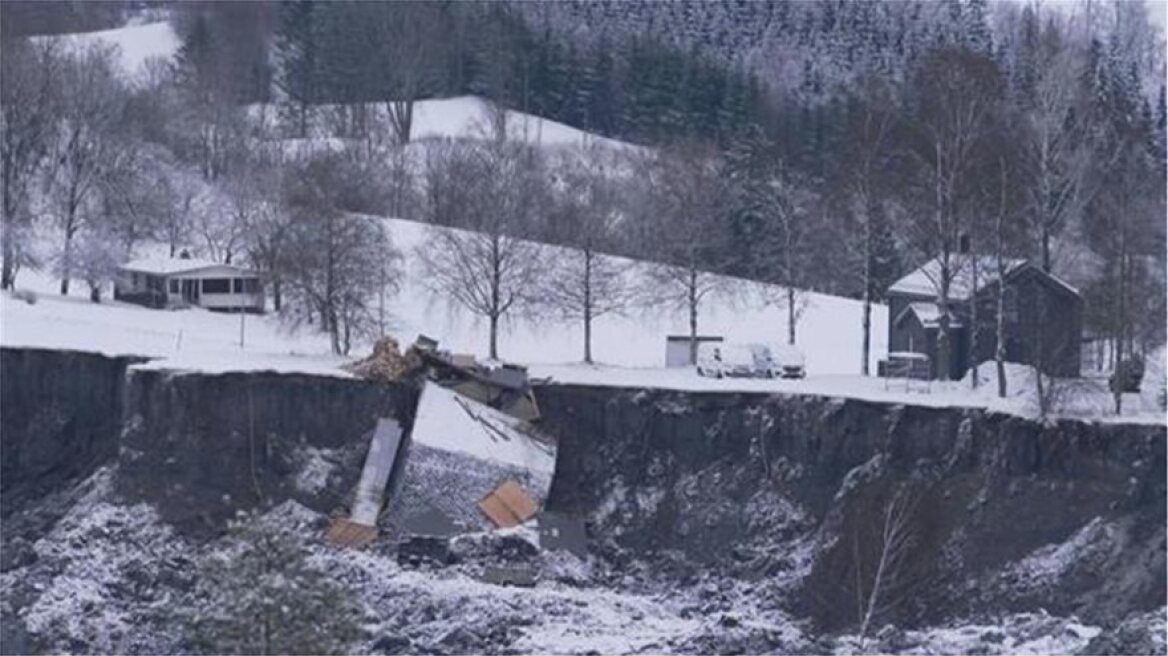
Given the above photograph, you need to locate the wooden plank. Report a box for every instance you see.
[478,493,520,528]
[326,518,378,549]
[494,479,538,522]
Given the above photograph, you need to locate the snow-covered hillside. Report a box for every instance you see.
[32,21,180,81]
[0,214,886,377]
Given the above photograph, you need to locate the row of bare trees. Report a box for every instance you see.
[416,128,819,364]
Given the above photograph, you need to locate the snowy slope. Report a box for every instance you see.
[409,96,635,151]
[0,214,885,376]
[33,22,180,81]
[379,215,886,375]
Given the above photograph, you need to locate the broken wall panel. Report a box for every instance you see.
[384,383,556,537]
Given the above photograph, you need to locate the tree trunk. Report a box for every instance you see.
[1041,227,1052,273]
[969,251,979,389]
[2,181,16,289]
[489,235,501,360]
[688,267,698,365]
[489,314,499,361]
[1,238,15,289]
[786,286,796,345]
[388,100,414,145]
[861,200,872,375]
[995,160,1008,398]
[583,249,593,364]
[861,297,872,376]
[59,222,76,296]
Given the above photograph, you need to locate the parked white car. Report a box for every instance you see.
[767,343,807,379]
[696,342,770,378]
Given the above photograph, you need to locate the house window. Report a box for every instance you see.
[132,272,141,287]
[232,278,243,293]
[169,279,179,294]
[202,278,231,294]
[242,278,259,293]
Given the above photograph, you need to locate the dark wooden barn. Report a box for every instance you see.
[883,256,1083,380]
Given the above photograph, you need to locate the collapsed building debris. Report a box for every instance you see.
[347,335,543,422]
[329,332,558,553]
[325,417,403,548]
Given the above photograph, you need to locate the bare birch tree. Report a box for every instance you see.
[843,76,898,375]
[853,488,918,646]
[904,48,1002,380]
[542,143,632,363]
[282,155,402,355]
[636,143,733,365]
[417,139,547,360]
[756,165,816,346]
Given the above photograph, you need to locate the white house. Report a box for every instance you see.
[114,255,264,312]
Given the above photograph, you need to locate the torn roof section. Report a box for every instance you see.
[410,382,556,475]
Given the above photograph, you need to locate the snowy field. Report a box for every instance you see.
[5,216,1165,423]
[0,215,886,375]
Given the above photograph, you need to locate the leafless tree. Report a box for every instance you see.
[852,488,918,646]
[1,38,62,289]
[417,139,547,360]
[281,155,402,355]
[842,76,898,374]
[903,48,1002,380]
[1020,41,1091,273]
[636,143,733,365]
[756,165,817,346]
[47,43,129,296]
[374,3,440,145]
[542,143,632,363]
[70,227,121,303]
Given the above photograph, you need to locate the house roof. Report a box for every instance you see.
[895,302,965,329]
[888,256,1078,299]
[120,257,256,276]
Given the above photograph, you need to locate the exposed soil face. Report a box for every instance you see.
[0,348,142,517]
[2,347,1164,653]
[535,384,1166,630]
[118,368,418,534]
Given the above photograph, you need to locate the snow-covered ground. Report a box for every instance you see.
[0,215,886,377]
[0,284,347,377]
[4,214,1163,423]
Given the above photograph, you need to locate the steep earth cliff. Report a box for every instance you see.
[536,384,1166,630]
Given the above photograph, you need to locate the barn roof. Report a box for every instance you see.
[120,257,257,276]
[888,256,1078,299]
[895,302,966,329]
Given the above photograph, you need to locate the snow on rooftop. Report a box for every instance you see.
[889,256,1029,299]
[119,256,253,276]
[34,21,180,81]
[897,302,965,328]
